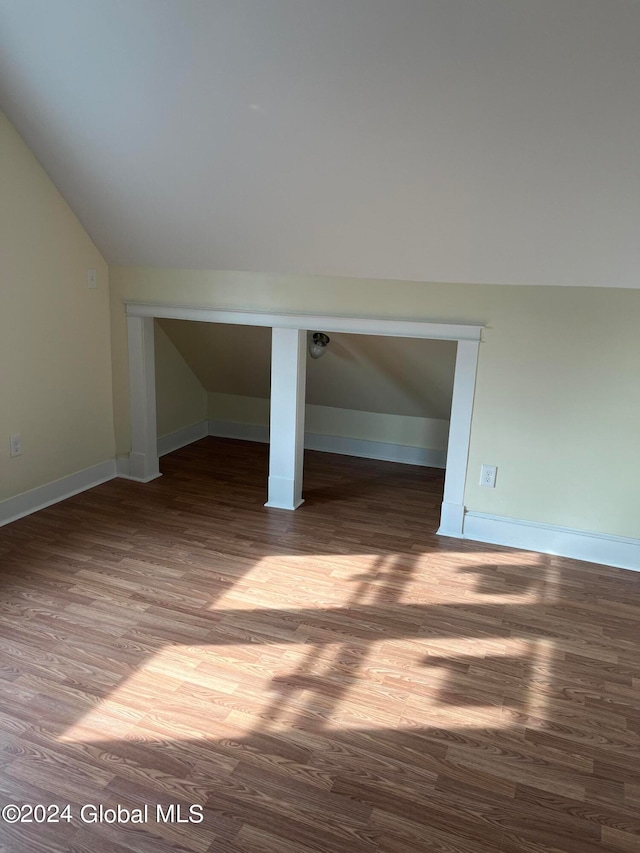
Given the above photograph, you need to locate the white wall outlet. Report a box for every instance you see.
[10,434,22,457]
[480,464,497,488]
[87,268,97,288]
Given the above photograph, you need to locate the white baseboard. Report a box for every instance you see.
[158,420,208,457]
[304,432,446,467]
[207,419,446,468]
[115,421,208,482]
[116,455,162,483]
[437,501,465,537]
[463,512,640,573]
[0,460,117,528]
[264,474,305,511]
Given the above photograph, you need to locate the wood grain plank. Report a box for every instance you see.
[0,438,638,853]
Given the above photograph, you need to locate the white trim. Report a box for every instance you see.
[437,340,479,537]
[304,433,446,468]
[127,454,162,483]
[438,501,466,537]
[0,460,116,527]
[463,512,640,573]
[116,453,162,483]
[207,419,446,468]
[158,420,208,457]
[126,303,483,342]
[116,454,162,483]
[264,483,305,511]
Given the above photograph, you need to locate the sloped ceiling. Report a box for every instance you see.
[1,1,639,287]
[159,320,456,420]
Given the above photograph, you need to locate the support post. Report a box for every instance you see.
[438,339,479,537]
[265,328,307,510]
[126,315,161,482]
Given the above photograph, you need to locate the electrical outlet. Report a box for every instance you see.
[10,434,22,457]
[480,464,497,488]
[87,268,97,288]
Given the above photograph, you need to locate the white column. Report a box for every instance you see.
[438,339,480,537]
[126,315,161,482]
[265,327,307,510]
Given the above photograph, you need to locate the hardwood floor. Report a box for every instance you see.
[1,437,639,852]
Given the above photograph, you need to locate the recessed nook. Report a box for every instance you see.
[125,303,483,537]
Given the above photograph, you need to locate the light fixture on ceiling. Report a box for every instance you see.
[309,332,330,359]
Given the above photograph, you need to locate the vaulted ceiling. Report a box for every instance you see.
[1,1,638,287]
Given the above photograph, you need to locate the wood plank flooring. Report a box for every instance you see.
[0,437,639,852]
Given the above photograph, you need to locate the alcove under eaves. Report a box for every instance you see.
[126,303,481,536]
[157,319,458,471]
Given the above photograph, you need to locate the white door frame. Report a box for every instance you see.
[125,303,483,537]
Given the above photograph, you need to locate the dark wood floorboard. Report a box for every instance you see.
[0,437,639,852]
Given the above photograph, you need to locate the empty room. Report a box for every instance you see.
[1,2,640,852]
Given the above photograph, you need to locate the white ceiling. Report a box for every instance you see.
[1,0,639,287]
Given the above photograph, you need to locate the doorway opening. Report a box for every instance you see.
[125,304,482,537]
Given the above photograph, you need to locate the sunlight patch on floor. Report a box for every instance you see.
[58,551,556,744]
[205,554,387,611]
[57,634,529,743]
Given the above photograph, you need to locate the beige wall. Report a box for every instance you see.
[154,322,207,438]
[109,267,640,540]
[158,321,271,401]
[0,111,115,501]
